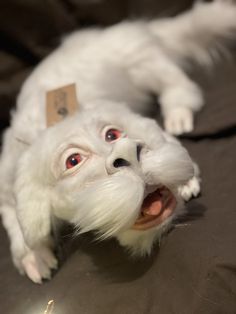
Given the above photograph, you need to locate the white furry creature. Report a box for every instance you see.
[0,1,235,283]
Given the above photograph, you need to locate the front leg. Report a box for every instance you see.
[21,238,58,284]
[13,149,58,283]
[15,199,58,284]
[0,130,57,283]
[1,203,57,284]
[163,132,201,200]
[15,197,58,284]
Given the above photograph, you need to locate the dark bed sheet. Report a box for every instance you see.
[0,1,236,314]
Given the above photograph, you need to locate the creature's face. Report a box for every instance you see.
[16,102,194,255]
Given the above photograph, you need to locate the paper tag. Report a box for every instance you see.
[46,83,78,127]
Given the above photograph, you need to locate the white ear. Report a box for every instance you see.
[14,148,52,248]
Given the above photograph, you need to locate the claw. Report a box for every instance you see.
[21,246,58,284]
[164,108,194,135]
[178,176,201,201]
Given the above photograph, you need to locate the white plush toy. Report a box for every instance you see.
[0,1,235,283]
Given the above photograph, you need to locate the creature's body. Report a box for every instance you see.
[0,1,235,283]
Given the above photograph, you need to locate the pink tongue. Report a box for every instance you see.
[142,190,163,216]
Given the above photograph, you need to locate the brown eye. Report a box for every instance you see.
[66,153,82,169]
[105,129,122,142]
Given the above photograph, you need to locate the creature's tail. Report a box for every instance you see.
[150,1,236,66]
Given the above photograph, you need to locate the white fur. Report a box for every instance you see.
[0,1,235,282]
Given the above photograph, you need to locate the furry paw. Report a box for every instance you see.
[178,176,201,201]
[21,246,58,284]
[164,108,193,135]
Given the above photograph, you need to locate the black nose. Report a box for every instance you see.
[112,144,142,168]
[113,158,131,168]
[136,144,142,161]
[106,138,143,174]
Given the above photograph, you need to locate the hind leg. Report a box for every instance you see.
[130,49,204,135]
[155,63,204,135]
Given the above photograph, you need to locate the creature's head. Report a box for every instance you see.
[15,101,194,255]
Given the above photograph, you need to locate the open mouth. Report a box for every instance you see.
[132,186,177,231]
